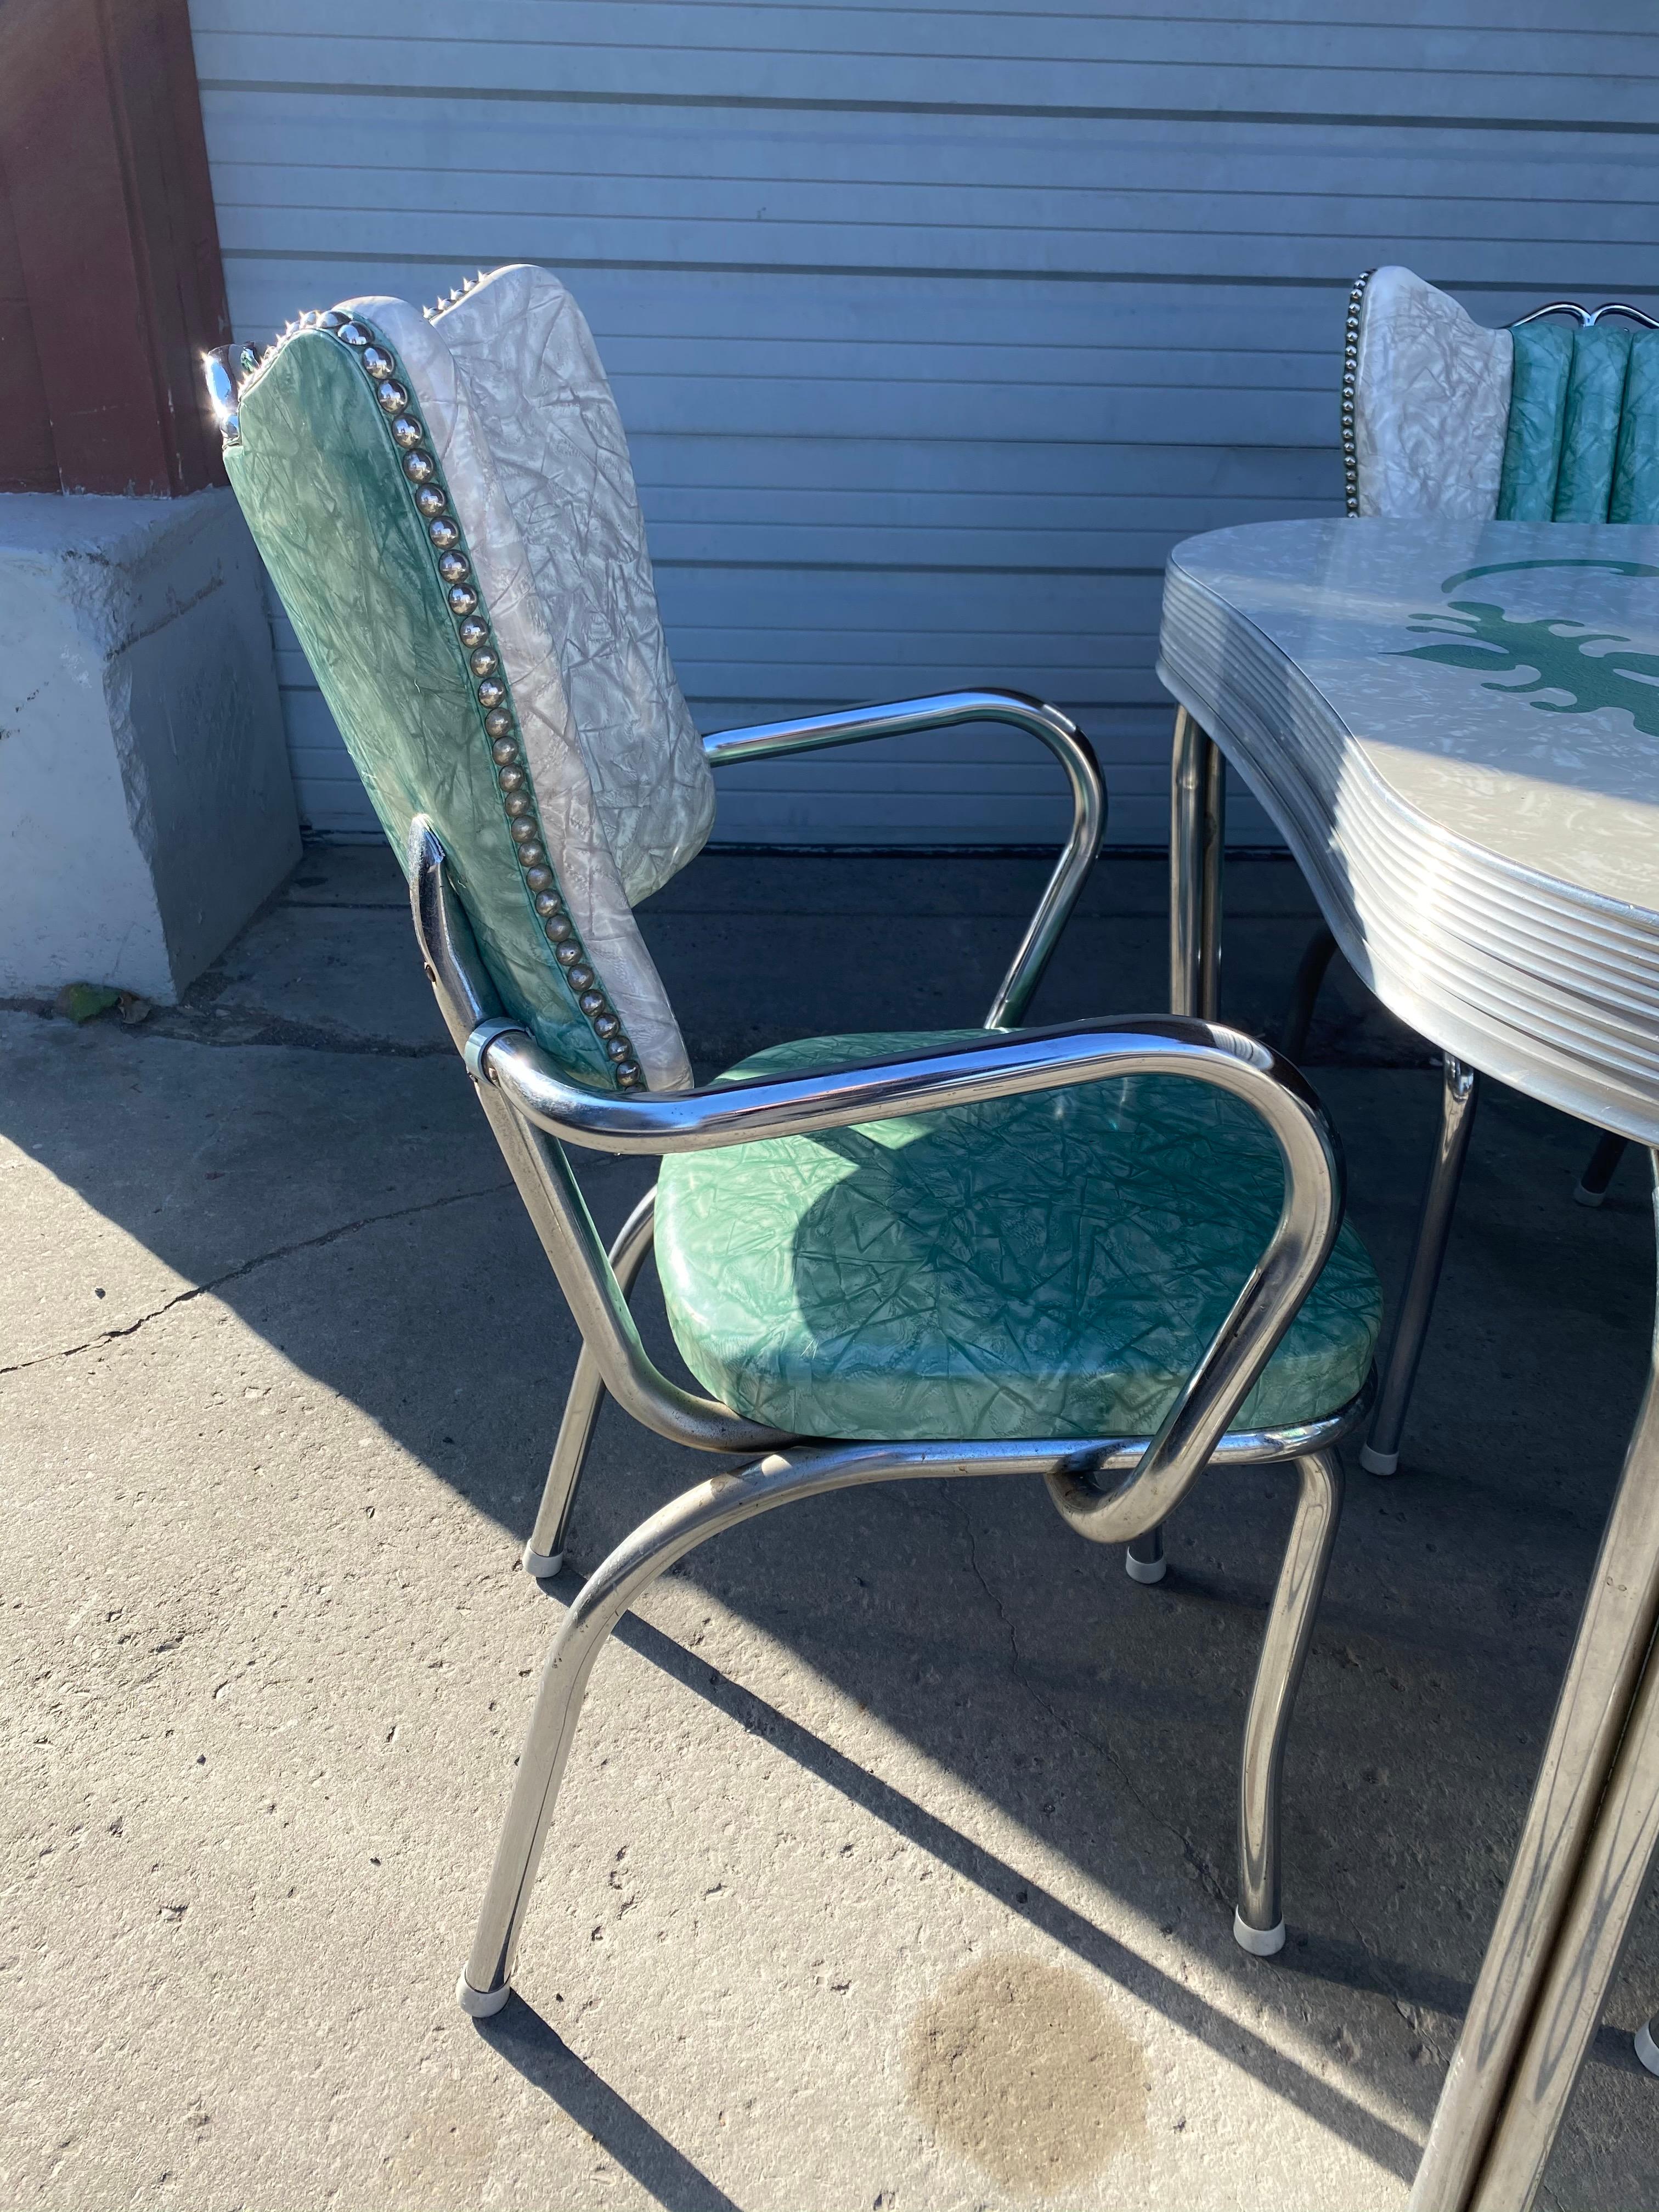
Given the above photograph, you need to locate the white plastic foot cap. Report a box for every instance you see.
[1575,1182,1608,1209]
[1125,1550,1167,1584]
[1637,2019,1659,2076]
[1233,1910,1286,1957]
[522,1545,563,1579]
[456,1972,512,2018]
[1359,1443,1400,1477]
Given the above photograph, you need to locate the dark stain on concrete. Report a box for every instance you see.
[905,1953,1149,2195]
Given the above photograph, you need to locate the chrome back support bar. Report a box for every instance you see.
[702,690,1105,1028]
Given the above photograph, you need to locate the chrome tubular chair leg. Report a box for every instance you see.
[1361,1055,1480,1477]
[1575,1129,1628,1209]
[459,1440,1044,2016]
[1409,1164,1659,2211]
[522,1187,660,1578]
[1235,1448,1344,1955]
[462,1423,1359,2018]
[1280,924,1339,1062]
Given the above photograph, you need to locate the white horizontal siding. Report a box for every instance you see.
[193,2,1659,844]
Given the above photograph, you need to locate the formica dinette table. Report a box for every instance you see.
[1158,517,1659,2211]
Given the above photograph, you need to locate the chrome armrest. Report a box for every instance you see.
[480,1012,1293,1157]
[702,690,1106,1028]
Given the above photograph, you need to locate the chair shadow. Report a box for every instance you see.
[477,1993,743,2212]
[601,1602,1425,2180]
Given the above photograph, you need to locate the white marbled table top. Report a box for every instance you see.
[1165,518,1659,914]
[1158,518,1659,1137]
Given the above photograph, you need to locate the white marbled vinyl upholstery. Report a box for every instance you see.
[431,267,715,904]
[1352,266,1513,520]
[358,281,701,1091]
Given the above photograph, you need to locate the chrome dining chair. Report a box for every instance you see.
[1273,265,1659,1479]
[206,264,1382,2039]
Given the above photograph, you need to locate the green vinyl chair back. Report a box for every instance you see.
[1342,264,1659,525]
[219,266,715,1094]
[1500,311,1659,523]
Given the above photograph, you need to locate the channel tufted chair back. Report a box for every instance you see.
[223,263,714,1094]
[1343,263,1659,524]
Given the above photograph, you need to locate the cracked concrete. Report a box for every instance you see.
[2,842,1656,2210]
[0,1181,512,1380]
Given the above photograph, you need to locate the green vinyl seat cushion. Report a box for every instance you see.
[654,1032,1383,1443]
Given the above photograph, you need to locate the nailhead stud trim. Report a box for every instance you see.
[1342,270,1374,518]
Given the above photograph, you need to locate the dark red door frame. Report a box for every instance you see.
[0,0,230,496]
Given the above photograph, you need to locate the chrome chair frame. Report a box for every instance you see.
[408,706,1372,2022]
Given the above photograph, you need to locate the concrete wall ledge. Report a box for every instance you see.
[0,488,300,1002]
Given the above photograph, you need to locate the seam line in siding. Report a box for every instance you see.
[652,560,1163,574]
[219,252,1655,301]
[198,81,1659,136]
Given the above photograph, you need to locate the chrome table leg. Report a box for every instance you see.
[1574,1130,1628,1209]
[1280,924,1339,1062]
[1199,735,1225,1024]
[1169,706,1224,1023]
[1409,1160,1659,2210]
[1150,708,1226,1579]
[522,1188,659,1578]
[1360,1055,1480,1477]
[1235,1449,1344,1955]
[1170,705,1205,1020]
[1469,1618,1659,2207]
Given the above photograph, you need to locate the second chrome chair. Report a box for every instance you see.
[1283,263,1659,1476]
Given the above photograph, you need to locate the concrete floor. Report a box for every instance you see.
[2,843,1656,2210]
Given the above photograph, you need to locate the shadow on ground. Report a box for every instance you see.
[481,1996,744,2212]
